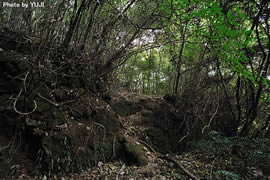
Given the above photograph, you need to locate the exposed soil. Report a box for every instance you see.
[1,91,270,180]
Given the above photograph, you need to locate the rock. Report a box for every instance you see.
[111,100,142,116]
[42,175,47,180]
[123,141,148,166]
[159,175,166,180]
[163,94,178,104]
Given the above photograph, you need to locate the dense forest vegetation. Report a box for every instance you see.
[0,0,269,179]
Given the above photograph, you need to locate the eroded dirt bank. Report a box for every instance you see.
[0,37,191,178]
[1,29,270,180]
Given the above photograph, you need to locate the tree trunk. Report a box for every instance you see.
[62,0,86,49]
[174,28,186,95]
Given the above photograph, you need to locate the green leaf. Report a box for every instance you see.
[235,5,240,13]
[245,30,253,36]
[216,170,241,180]
[171,173,181,178]
[227,10,232,18]
[248,46,256,53]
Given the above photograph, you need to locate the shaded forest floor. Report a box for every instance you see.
[3,92,270,180]
[0,29,269,179]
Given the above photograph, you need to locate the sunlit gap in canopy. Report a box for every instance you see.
[133,29,163,47]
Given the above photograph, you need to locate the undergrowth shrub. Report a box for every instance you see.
[193,131,270,164]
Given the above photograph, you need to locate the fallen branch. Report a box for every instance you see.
[137,139,156,153]
[159,155,200,180]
